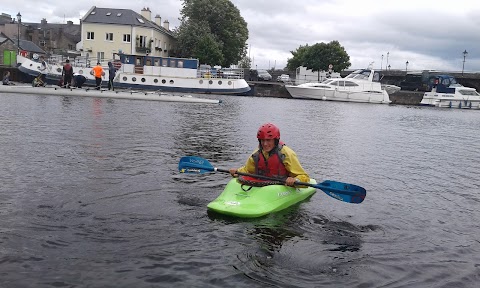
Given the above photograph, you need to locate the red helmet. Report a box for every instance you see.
[257,123,280,140]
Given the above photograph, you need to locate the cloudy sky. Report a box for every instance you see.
[4,0,480,72]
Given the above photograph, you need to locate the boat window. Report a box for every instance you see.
[162,79,166,84]
[169,60,176,67]
[199,80,203,84]
[154,59,160,66]
[209,80,213,84]
[146,59,152,66]
[228,81,232,85]
[459,90,479,96]
[132,77,137,82]
[344,81,358,87]
[177,60,184,68]
[154,79,158,83]
[218,80,222,85]
[162,59,168,67]
[170,80,174,84]
[123,76,127,81]
[136,58,142,65]
[141,78,146,82]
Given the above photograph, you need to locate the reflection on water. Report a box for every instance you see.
[1,93,479,287]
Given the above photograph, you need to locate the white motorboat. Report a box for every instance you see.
[420,75,480,109]
[17,53,250,96]
[0,84,221,104]
[285,68,392,104]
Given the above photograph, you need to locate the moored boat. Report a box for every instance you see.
[285,68,392,104]
[207,178,317,218]
[17,53,250,95]
[420,74,480,109]
[0,84,221,104]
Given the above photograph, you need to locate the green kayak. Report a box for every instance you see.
[207,178,317,218]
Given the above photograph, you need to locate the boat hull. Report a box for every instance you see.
[207,178,317,218]
[420,92,480,109]
[285,84,391,104]
[0,85,221,104]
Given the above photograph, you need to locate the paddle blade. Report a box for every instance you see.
[178,156,215,174]
[316,180,366,204]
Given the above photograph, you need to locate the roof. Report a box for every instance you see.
[82,6,174,37]
[11,38,46,53]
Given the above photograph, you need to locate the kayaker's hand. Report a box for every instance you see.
[229,168,237,177]
[285,177,298,187]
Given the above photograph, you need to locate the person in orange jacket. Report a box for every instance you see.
[90,62,105,90]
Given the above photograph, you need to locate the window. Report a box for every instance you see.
[105,33,113,41]
[106,12,111,16]
[87,32,94,40]
[123,34,131,43]
[97,52,104,63]
[40,40,46,47]
[137,18,144,23]
[138,35,146,47]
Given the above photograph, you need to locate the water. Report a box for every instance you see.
[1,92,479,287]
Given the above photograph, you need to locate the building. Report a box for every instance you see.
[79,6,176,62]
[0,13,80,57]
[0,32,45,66]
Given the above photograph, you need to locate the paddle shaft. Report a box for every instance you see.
[216,168,312,188]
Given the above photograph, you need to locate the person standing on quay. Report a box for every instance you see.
[107,62,117,91]
[62,59,73,88]
[90,62,105,90]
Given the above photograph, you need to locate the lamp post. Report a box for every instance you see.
[381,54,384,71]
[16,12,21,54]
[462,49,468,76]
[388,64,391,71]
[405,61,409,74]
[386,52,389,68]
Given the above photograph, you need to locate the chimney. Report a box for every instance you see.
[163,20,169,30]
[155,15,161,26]
[141,7,151,21]
[41,18,47,25]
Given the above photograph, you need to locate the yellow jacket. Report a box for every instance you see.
[237,145,310,183]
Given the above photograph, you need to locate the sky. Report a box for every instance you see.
[4,0,480,72]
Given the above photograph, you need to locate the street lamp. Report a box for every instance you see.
[16,12,21,54]
[405,61,409,74]
[388,64,391,71]
[462,49,468,76]
[386,52,389,68]
[381,54,384,71]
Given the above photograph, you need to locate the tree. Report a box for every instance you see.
[174,0,249,67]
[286,41,351,73]
[238,55,251,68]
[286,44,310,71]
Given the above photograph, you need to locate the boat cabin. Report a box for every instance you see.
[428,75,458,93]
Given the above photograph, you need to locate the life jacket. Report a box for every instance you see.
[252,142,288,178]
[63,63,73,76]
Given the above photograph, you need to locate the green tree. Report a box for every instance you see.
[286,44,310,71]
[286,41,350,73]
[174,0,248,67]
[238,55,251,68]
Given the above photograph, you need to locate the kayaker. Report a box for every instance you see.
[229,123,310,187]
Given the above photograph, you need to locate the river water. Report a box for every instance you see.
[1,92,479,287]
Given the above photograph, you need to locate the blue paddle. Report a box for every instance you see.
[178,156,366,204]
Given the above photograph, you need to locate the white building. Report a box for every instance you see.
[78,6,176,62]
[294,66,341,85]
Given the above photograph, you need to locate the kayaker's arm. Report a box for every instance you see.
[282,146,310,183]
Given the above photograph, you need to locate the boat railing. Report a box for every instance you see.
[197,68,244,79]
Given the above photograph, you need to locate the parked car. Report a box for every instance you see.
[277,74,291,82]
[257,70,272,81]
